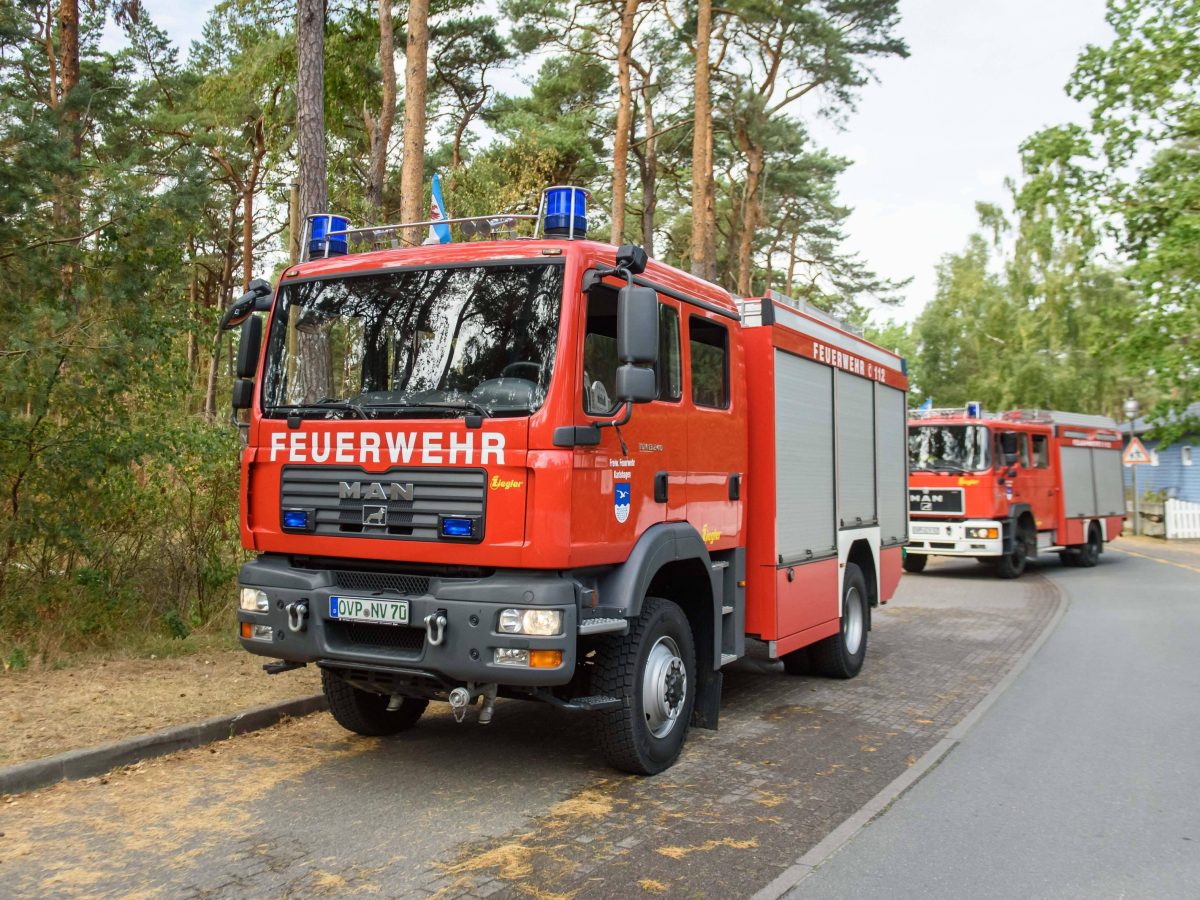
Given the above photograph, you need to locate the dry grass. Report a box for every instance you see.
[0,648,319,765]
[654,837,758,860]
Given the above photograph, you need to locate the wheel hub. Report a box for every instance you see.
[643,636,687,739]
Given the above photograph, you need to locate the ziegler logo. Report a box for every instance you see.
[701,524,722,545]
[489,476,523,491]
[338,481,415,502]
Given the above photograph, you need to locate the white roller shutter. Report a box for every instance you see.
[875,383,908,544]
[836,370,876,526]
[1092,449,1124,516]
[775,351,836,561]
[1060,445,1098,517]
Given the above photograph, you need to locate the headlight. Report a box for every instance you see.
[240,588,269,612]
[967,527,999,539]
[497,608,563,636]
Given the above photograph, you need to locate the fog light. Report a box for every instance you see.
[497,608,563,636]
[529,649,563,668]
[282,509,309,529]
[441,517,474,538]
[498,609,522,633]
[494,648,529,666]
[240,622,273,642]
[240,588,269,612]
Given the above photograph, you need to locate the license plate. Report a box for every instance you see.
[912,525,941,535]
[328,596,410,625]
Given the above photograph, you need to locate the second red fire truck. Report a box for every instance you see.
[905,405,1125,577]
[222,187,909,774]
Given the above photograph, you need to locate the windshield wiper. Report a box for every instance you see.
[929,461,972,473]
[266,399,367,420]
[361,400,490,419]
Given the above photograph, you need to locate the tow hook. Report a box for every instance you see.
[286,600,309,633]
[478,683,499,725]
[424,610,448,647]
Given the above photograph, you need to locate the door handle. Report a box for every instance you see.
[654,471,669,503]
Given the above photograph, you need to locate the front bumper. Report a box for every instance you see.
[236,555,578,687]
[906,519,1004,557]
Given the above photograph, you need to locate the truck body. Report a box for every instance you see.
[229,199,907,773]
[905,407,1125,577]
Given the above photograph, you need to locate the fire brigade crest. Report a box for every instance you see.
[614,480,631,524]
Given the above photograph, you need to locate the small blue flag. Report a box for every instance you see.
[918,397,933,412]
[428,173,452,244]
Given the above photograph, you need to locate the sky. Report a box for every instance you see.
[110,0,1115,325]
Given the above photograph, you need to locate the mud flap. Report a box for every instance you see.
[691,668,722,730]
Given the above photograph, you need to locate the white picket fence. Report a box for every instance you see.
[1165,498,1200,540]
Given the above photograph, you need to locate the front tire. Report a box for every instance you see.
[902,553,928,574]
[322,670,428,737]
[810,563,869,679]
[593,597,697,775]
[995,531,1028,579]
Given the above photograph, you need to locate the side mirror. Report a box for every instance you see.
[220,278,274,331]
[236,315,263,379]
[616,364,656,404]
[1005,453,1019,467]
[231,379,255,410]
[617,284,658,365]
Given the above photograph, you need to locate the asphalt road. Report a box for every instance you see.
[789,539,1200,900]
[0,559,1059,898]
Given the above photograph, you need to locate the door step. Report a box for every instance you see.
[720,653,738,667]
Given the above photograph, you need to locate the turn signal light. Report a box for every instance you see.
[529,649,563,669]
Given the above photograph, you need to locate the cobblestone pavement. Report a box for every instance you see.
[0,560,1059,899]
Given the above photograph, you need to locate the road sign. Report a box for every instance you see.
[1123,436,1151,465]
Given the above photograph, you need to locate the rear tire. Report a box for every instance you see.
[593,597,697,775]
[781,646,812,675]
[810,563,869,679]
[902,553,927,574]
[1076,524,1102,568]
[322,670,428,737]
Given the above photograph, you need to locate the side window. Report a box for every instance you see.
[582,289,682,415]
[658,304,682,402]
[1182,446,1193,467]
[1031,434,1050,468]
[689,315,729,409]
[583,291,619,415]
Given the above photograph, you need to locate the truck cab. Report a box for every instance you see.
[906,407,1125,577]
[225,190,906,774]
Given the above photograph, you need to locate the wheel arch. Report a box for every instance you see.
[845,539,879,608]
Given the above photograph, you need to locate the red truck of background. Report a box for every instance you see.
[221,188,908,774]
[905,406,1125,578]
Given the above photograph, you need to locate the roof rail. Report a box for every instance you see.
[300,185,592,262]
[766,290,862,337]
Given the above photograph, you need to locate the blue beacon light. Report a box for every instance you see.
[283,509,309,529]
[309,214,350,257]
[441,517,474,538]
[542,187,589,238]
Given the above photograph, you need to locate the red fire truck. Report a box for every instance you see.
[905,406,1125,578]
[222,187,908,774]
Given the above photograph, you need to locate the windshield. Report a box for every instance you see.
[261,263,563,419]
[909,425,991,472]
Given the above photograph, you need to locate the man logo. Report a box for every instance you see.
[363,505,388,526]
[339,481,415,502]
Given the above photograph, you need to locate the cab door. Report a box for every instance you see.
[569,284,687,565]
[683,311,745,553]
[1024,430,1058,534]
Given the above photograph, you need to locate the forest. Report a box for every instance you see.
[0,0,1195,663]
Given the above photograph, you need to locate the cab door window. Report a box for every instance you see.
[582,288,681,415]
[688,316,729,409]
[1031,434,1050,467]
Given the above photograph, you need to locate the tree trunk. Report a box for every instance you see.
[57,0,81,299]
[611,0,640,244]
[296,0,332,402]
[631,71,657,256]
[297,0,329,220]
[363,0,397,215]
[400,0,430,242]
[690,0,712,279]
[785,231,798,296]
[734,124,764,296]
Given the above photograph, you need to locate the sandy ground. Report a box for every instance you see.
[0,649,319,766]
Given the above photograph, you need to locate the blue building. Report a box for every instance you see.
[1120,402,1200,503]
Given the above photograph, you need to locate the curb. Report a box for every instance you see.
[752,573,1071,900]
[0,693,327,797]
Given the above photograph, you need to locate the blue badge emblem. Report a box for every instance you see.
[614,480,631,523]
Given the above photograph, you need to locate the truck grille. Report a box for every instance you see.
[334,570,431,595]
[281,466,485,541]
[326,621,426,654]
[909,487,965,515]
